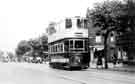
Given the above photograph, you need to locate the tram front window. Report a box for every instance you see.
[70,40,73,48]
[75,40,83,48]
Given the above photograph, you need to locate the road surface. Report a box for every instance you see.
[0,62,134,84]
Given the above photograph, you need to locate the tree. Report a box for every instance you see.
[7,52,15,62]
[38,34,48,59]
[15,40,32,61]
[86,0,134,69]
[27,34,48,59]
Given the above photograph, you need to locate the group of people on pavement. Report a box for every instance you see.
[94,49,104,68]
[94,48,118,69]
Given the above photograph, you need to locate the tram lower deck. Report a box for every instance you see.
[48,38,90,70]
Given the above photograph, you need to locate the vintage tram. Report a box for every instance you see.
[47,16,90,70]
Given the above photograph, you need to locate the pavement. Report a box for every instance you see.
[90,62,135,73]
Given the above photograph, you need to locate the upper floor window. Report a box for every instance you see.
[110,32,115,42]
[84,19,88,28]
[77,19,88,28]
[110,37,114,42]
[95,36,102,43]
[77,19,82,28]
[65,18,72,28]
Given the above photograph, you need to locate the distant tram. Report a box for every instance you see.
[47,16,90,70]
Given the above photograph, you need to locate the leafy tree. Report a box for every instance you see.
[86,0,135,68]
[28,34,48,59]
[7,52,15,62]
[15,40,32,61]
[0,50,4,61]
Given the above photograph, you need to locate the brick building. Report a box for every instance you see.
[116,32,135,65]
[88,24,119,63]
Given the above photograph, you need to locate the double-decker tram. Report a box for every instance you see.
[47,16,90,70]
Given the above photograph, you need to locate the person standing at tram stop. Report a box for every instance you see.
[112,53,118,67]
[94,49,104,69]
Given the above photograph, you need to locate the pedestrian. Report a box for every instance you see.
[96,50,103,69]
[113,54,117,67]
[94,49,98,58]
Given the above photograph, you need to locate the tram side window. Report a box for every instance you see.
[51,46,53,52]
[65,19,72,28]
[56,45,58,52]
[57,44,60,52]
[60,44,63,52]
[54,46,56,52]
[75,40,83,48]
[54,45,56,52]
[64,40,69,51]
[52,46,54,52]
[57,44,63,52]
[49,46,52,52]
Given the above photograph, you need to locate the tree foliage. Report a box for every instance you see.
[15,40,31,57]
[16,34,48,59]
[7,52,15,61]
[86,0,135,68]
[87,0,135,33]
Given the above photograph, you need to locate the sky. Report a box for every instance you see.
[0,0,104,53]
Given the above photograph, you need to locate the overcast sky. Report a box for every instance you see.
[0,0,104,52]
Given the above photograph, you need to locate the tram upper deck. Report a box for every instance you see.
[47,17,88,44]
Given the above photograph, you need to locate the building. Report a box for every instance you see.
[116,32,135,65]
[88,23,118,63]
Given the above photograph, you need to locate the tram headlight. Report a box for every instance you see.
[75,56,81,64]
[71,56,81,64]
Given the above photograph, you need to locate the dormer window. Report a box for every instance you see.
[65,18,72,28]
